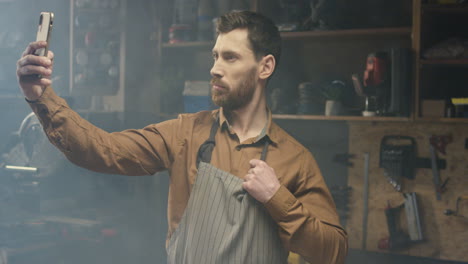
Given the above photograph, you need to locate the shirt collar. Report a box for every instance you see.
[211,108,279,145]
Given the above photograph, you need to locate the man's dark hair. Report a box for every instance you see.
[216,10,282,67]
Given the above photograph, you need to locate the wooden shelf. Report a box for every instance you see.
[272,114,411,122]
[162,41,214,49]
[420,58,468,66]
[272,114,468,123]
[422,3,468,13]
[280,27,412,40]
[161,27,412,48]
[156,113,412,122]
[416,117,468,123]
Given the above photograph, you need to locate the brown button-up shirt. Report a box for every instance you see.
[28,86,348,263]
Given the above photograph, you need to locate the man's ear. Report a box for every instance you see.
[259,54,276,80]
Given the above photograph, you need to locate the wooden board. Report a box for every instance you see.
[347,121,468,262]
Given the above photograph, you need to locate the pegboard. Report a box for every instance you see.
[346,121,468,262]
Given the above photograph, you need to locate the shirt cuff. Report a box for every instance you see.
[264,185,297,222]
[26,86,67,117]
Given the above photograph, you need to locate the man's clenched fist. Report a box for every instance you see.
[242,159,281,203]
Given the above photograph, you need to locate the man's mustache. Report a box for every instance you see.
[210,78,228,89]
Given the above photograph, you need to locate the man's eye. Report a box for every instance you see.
[225,55,236,61]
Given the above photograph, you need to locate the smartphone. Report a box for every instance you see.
[34,12,54,57]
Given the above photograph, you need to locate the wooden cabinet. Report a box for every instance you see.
[268,27,412,122]
[413,0,468,123]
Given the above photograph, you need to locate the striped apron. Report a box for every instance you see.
[167,119,289,264]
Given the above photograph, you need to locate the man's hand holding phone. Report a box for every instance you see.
[17,41,54,101]
[17,12,54,101]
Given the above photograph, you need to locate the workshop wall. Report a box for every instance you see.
[347,121,468,262]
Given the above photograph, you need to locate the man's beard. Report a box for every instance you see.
[210,67,256,111]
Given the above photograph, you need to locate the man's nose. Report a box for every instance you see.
[210,60,223,78]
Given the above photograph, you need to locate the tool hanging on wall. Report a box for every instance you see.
[379,135,416,191]
[429,135,452,200]
[378,192,424,250]
[361,153,370,250]
[430,135,453,155]
[444,195,468,218]
[379,135,447,192]
[429,143,444,201]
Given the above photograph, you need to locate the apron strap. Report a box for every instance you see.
[260,139,270,162]
[196,116,219,167]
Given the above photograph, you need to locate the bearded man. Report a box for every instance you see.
[17,10,347,264]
